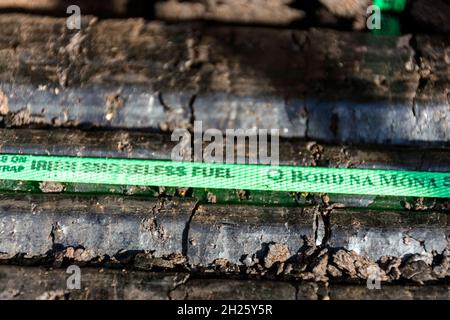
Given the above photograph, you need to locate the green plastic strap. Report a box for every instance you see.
[0,154,449,198]
[373,0,406,12]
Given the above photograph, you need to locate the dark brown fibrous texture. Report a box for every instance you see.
[0,15,449,145]
[408,0,450,33]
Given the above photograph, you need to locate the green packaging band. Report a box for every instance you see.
[373,0,406,12]
[0,154,449,198]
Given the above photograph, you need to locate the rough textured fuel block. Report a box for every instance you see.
[0,15,449,145]
[1,154,450,198]
[0,266,448,300]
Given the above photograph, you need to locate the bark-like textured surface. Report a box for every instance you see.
[154,0,305,25]
[0,193,447,284]
[0,266,448,300]
[0,15,448,145]
[0,266,187,300]
[328,209,449,260]
[2,128,450,169]
[0,195,194,259]
[0,12,448,296]
[187,204,315,266]
[0,0,129,16]
[0,0,305,24]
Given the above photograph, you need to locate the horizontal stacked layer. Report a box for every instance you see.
[0,15,448,145]
[0,14,448,294]
[0,129,447,284]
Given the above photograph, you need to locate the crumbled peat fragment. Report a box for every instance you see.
[206,192,217,203]
[36,290,68,300]
[39,182,65,193]
[329,249,388,281]
[134,252,188,271]
[378,256,402,280]
[192,239,449,284]
[264,243,290,269]
[53,247,98,268]
[1,241,448,284]
[400,252,449,284]
[208,258,240,274]
[104,93,124,121]
[237,189,249,200]
[0,91,8,115]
